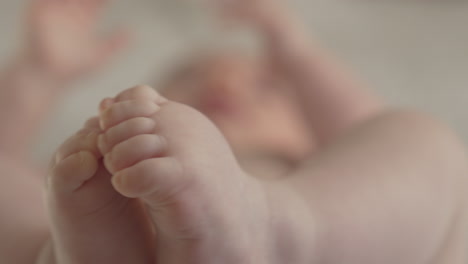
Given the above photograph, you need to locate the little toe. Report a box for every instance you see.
[104,134,167,174]
[99,97,115,113]
[100,100,160,130]
[115,85,167,104]
[98,117,156,154]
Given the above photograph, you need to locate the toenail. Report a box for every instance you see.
[104,152,117,173]
[99,98,115,112]
[99,119,106,131]
[112,173,125,190]
[98,133,108,153]
[154,95,168,105]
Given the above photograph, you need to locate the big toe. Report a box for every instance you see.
[48,117,102,194]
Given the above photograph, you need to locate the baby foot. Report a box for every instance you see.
[99,85,313,264]
[46,116,154,263]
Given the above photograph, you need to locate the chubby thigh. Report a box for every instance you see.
[286,110,468,264]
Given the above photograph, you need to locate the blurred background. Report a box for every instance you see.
[0,0,467,161]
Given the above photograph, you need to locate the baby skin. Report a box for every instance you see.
[44,85,468,264]
[45,85,310,264]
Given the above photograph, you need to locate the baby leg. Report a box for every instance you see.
[98,85,314,264]
[287,111,468,264]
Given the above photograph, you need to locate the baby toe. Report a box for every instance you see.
[99,98,115,113]
[100,99,160,130]
[49,118,103,192]
[104,134,167,174]
[98,117,156,154]
[115,85,167,104]
[111,157,184,198]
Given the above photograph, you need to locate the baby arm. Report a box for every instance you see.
[212,0,383,147]
[0,0,129,158]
